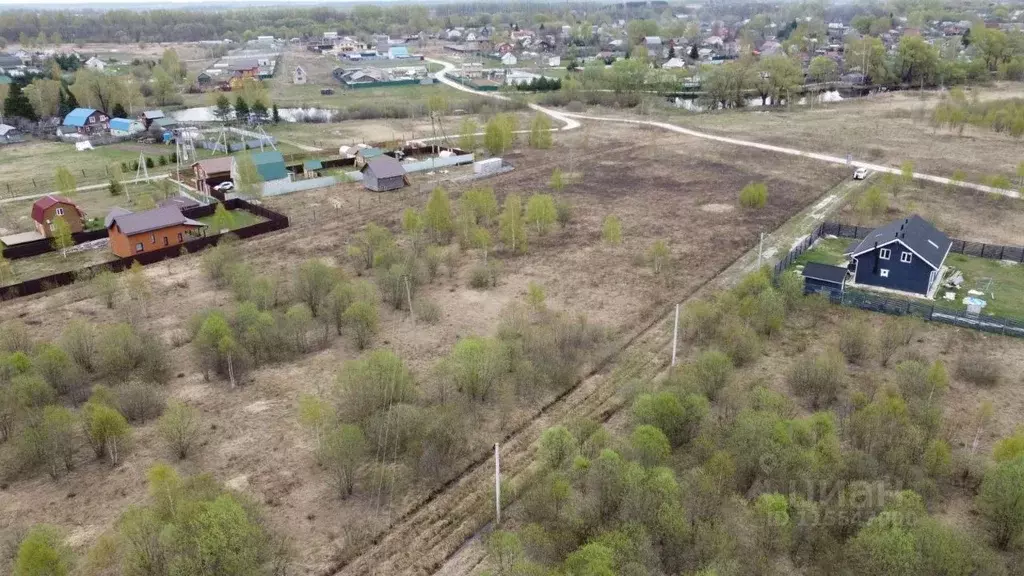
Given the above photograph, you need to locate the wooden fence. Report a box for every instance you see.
[773,221,1024,339]
[0,198,288,302]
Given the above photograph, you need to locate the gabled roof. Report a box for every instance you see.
[248,151,288,181]
[63,108,98,127]
[844,214,952,270]
[192,156,234,175]
[356,147,383,158]
[104,206,133,228]
[361,155,406,179]
[389,46,410,57]
[0,124,16,136]
[153,117,177,128]
[228,59,260,71]
[142,110,165,120]
[802,262,847,284]
[32,195,83,223]
[107,206,204,236]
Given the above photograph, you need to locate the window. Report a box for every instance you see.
[901,252,913,263]
[177,233,183,243]
[54,207,64,216]
[879,248,891,260]
[880,269,889,278]
[163,236,169,247]
[135,243,144,253]
[150,233,156,244]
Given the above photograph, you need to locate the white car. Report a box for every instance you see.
[213,181,235,192]
[853,168,870,180]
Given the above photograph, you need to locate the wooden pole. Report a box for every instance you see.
[671,303,679,367]
[494,443,501,526]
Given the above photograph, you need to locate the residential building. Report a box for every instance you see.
[109,118,145,136]
[107,206,206,257]
[32,195,85,237]
[293,66,307,84]
[236,150,289,184]
[228,60,260,78]
[843,215,952,296]
[361,156,409,191]
[62,108,109,133]
[501,52,518,66]
[139,110,166,129]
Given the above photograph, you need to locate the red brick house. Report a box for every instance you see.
[31,195,85,237]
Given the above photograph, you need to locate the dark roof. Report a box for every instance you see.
[802,262,847,284]
[228,59,260,71]
[31,195,82,223]
[845,214,951,270]
[107,206,205,235]
[104,206,133,229]
[361,155,406,179]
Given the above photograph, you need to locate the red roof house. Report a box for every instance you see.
[31,195,85,237]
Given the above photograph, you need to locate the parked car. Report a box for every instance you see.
[853,168,870,180]
[213,181,235,192]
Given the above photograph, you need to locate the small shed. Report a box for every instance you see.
[361,156,409,192]
[801,262,847,298]
[303,159,323,178]
[353,147,383,167]
[109,118,144,136]
[293,66,307,84]
[247,150,289,182]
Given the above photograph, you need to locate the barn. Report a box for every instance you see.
[361,156,409,192]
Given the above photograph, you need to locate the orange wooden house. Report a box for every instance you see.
[105,206,205,258]
[32,195,85,237]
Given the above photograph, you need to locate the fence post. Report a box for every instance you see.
[1000,245,1005,260]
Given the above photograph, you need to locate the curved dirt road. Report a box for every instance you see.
[428,57,1017,199]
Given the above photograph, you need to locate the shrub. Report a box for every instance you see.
[631,391,708,446]
[377,262,416,310]
[295,259,342,317]
[525,194,557,235]
[415,299,442,324]
[470,262,500,289]
[438,336,507,402]
[789,350,845,408]
[343,301,379,350]
[323,423,367,499]
[977,456,1024,549]
[839,317,874,363]
[685,350,734,399]
[647,240,670,274]
[956,354,1002,387]
[116,382,165,423]
[335,350,415,424]
[13,525,72,576]
[682,300,720,344]
[601,215,622,245]
[630,425,671,467]
[200,238,240,287]
[555,200,573,228]
[715,318,761,367]
[739,182,768,209]
[32,344,79,397]
[82,402,130,464]
[538,426,578,470]
[878,316,916,366]
[158,401,201,459]
[424,246,445,282]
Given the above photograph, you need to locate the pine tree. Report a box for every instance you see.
[272,103,281,123]
[63,84,78,109]
[689,44,699,60]
[112,102,127,118]
[234,96,249,123]
[3,82,37,121]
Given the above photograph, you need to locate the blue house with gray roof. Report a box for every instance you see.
[843,215,952,297]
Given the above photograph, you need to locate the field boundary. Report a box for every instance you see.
[775,221,1024,337]
[0,198,288,301]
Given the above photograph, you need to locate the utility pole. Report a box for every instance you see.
[671,303,679,366]
[757,232,765,269]
[494,443,501,526]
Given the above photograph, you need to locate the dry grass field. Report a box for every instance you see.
[0,122,846,574]
[672,82,1024,180]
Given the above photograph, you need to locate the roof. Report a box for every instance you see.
[192,156,234,175]
[357,147,383,158]
[802,262,847,284]
[844,214,952,270]
[249,151,288,181]
[104,206,133,228]
[32,195,82,223]
[389,46,410,57]
[0,75,11,85]
[63,108,98,127]
[142,110,165,120]
[109,118,136,131]
[228,59,260,71]
[303,160,323,171]
[362,155,406,179]
[153,117,177,128]
[0,124,16,136]
[107,206,204,236]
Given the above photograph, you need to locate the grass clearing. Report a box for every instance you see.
[197,209,266,231]
[943,253,1024,320]
[6,246,117,287]
[794,237,850,266]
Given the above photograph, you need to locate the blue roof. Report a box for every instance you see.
[63,108,97,127]
[0,75,11,85]
[109,118,134,131]
[389,46,410,57]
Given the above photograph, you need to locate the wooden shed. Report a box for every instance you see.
[361,156,409,192]
[801,262,847,298]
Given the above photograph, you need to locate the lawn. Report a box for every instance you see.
[942,253,1024,320]
[794,237,850,266]
[197,209,266,232]
[267,81,462,109]
[5,245,117,287]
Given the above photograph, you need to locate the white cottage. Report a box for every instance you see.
[293,66,307,84]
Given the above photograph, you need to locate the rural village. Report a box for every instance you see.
[1,0,1024,575]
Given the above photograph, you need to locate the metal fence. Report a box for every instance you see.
[0,198,288,302]
[773,221,1024,339]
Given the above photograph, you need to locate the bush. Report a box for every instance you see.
[715,318,761,367]
[878,316,916,366]
[470,262,500,289]
[956,354,1002,388]
[630,425,671,466]
[789,350,845,408]
[335,350,415,424]
[438,336,507,402]
[415,299,442,324]
[977,456,1024,549]
[158,401,201,459]
[32,344,79,397]
[602,214,622,245]
[116,382,165,423]
[682,300,720,344]
[631,391,708,446]
[684,350,734,399]
[839,317,874,363]
[739,182,768,209]
[13,525,72,576]
[82,402,130,464]
[424,246,445,282]
[343,301,379,350]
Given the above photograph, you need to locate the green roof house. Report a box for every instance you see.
[249,150,289,182]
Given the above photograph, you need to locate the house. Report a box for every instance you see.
[293,66,307,84]
[109,118,145,137]
[236,150,289,185]
[0,123,21,143]
[192,156,234,194]
[843,215,952,297]
[302,159,323,178]
[801,262,847,298]
[361,156,409,192]
[32,195,85,237]
[228,60,260,78]
[196,71,213,86]
[501,52,518,66]
[62,108,109,133]
[353,147,384,167]
[106,206,205,258]
[0,53,22,70]
[663,57,687,69]
[139,110,165,129]
[645,36,663,52]
[84,56,107,71]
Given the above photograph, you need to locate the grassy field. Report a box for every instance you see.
[6,246,117,287]
[197,208,266,231]
[794,237,850,266]
[0,141,169,198]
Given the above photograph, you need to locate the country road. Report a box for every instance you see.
[427,57,1018,199]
